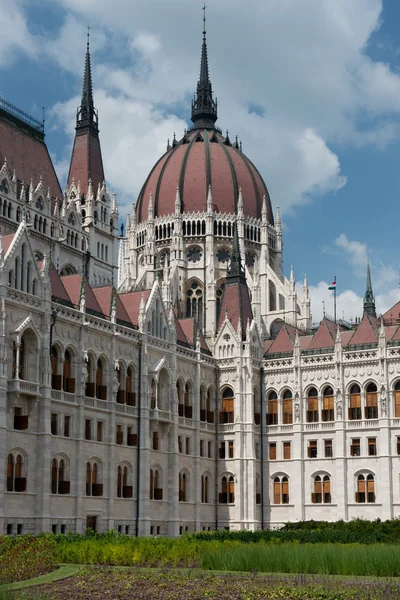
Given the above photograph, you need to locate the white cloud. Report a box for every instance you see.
[334,234,368,269]
[0,0,38,68]
[7,0,400,217]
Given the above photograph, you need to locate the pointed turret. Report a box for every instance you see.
[227,220,245,283]
[191,5,218,129]
[363,259,376,318]
[67,32,105,199]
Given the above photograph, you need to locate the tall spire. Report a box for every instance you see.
[363,259,376,318]
[227,220,245,283]
[191,4,218,129]
[76,27,98,132]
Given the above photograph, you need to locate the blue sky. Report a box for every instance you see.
[1,0,400,322]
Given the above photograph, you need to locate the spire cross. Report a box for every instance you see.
[87,26,91,51]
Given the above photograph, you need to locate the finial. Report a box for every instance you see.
[322,299,325,318]
[87,26,90,52]
[363,258,376,318]
[167,138,171,151]
[203,2,207,41]
[261,195,267,221]
[235,135,239,150]
[172,132,178,148]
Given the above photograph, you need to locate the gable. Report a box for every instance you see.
[346,314,377,346]
[266,326,294,355]
[308,320,335,350]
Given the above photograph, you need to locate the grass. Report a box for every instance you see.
[200,542,400,577]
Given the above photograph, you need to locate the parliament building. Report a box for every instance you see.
[1,17,400,536]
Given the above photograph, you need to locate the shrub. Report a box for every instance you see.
[0,534,56,584]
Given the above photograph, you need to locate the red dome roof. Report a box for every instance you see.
[135,129,274,224]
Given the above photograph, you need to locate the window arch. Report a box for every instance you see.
[126,365,136,406]
[186,280,203,330]
[394,381,400,417]
[51,455,70,495]
[63,348,75,393]
[282,390,293,424]
[356,473,375,503]
[365,382,378,419]
[200,385,206,422]
[266,390,278,425]
[85,354,95,397]
[312,474,331,504]
[219,474,235,504]
[306,388,318,423]
[273,475,289,504]
[7,451,26,492]
[184,381,193,419]
[86,459,102,496]
[179,470,189,502]
[96,357,107,400]
[349,384,361,420]
[220,387,234,424]
[51,345,62,390]
[117,463,132,498]
[149,467,163,500]
[322,386,334,422]
[201,473,210,503]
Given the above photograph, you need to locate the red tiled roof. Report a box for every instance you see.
[136,129,273,224]
[61,274,104,315]
[307,319,335,350]
[49,263,72,304]
[390,324,400,342]
[299,335,313,350]
[119,290,151,326]
[385,325,398,342]
[175,319,189,345]
[383,301,400,325]
[340,330,354,346]
[178,318,210,353]
[67,130,105,199]
[0,113,62,199]
[93,286,131,323]
[217,280,253,340]
[346,314,378,346]
[266,326,294,354]
[2,233,15,255]
[264,340,273,353]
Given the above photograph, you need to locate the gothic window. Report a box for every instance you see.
[7,452,26,492]
[187,247,202,263]
[149,468,162,500]
[86,460,102,496]
[16,206,21,222]
[282,390,293,424]
[395,381,400,418]
[51,456,70,495]
[245,253,255,268]
[349,384,361,420]
[355,474,375,503]
[63,349,75,393]
[35,197,44,210]
[307,388,319,423]
[312,475,331,504]
[266,391,278,425]
[117,463,132,498]
[186,281,203,329]
[220,387,234,424]
[217,248,230,263]
[365,382,378,419]
[0,179,8,194]
[273,476,289,504]
[322,387,334,421]
[219,475,234,504]
[179,471,188,502]
[68,213,75,226]
[201,473,209,503]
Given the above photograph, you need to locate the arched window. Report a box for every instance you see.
[220,387,234,424]
[356,474,375,503]
[7,452,26,492]
[219,475,235,504]
[184,382,192,419]
[126,366,136,406]
[273,476,289,504]
[186,281,203,330]
[200,386,206,421]
[395,381,400,418]
[149,468,162,500]
[216,281,225,324]
[96,358,107,400]
[117,464,132,498]
[349,384,361,420]
[365,382,378,419]
[201,473,209,503]
[307,388,318,423]
[206,388,214,423]
[266,391,278,425]
[51,345,62,390]
[179,471,188,502]
[312,475,331,504]
[14,330,37,381]
[85,355,95,397]
[2,200,7,216]
[63,349,75,393]
[322,386,334,422]
[86,460,102,496]
[282,390,293,424]
[51,457,69,494]
[16,206,21,222]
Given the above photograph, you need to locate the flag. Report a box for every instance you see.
[328,278,336,291]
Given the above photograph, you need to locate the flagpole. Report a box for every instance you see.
[334,274,337,324]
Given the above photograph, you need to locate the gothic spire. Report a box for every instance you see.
[363,259,376,318]
[76,28,98,132]
[191,4,218,129]
[227,220,245,283]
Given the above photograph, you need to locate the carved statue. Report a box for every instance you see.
[380,385,387,417]
[294,402,300,423]
[81,351,89,386]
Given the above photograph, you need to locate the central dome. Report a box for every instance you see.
[135,128,274,224]
[135,15,274,226]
